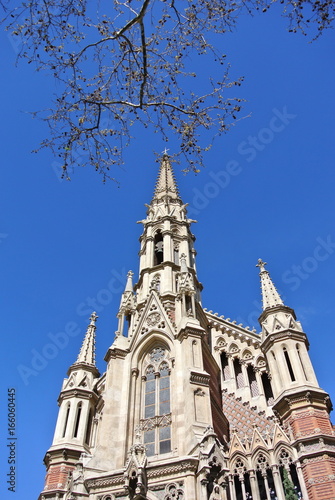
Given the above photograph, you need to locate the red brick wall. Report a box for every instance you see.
[286,409,333,439]
[43,464,74,491]
[302,455,335,500]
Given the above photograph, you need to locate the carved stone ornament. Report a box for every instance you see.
[146,312,161,327]
[164,482,184,500]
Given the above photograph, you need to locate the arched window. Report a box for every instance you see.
[261,372,274,406]
[233,458,251,500]
[142,348,171,456]
[73,402,82,438]
[62,402,70,438]
[234,359,244,389]
[221,352,230,381]
[283,347,295,381]
[85,408,93,445]
[154,231,164,265]
[247,365,259,397]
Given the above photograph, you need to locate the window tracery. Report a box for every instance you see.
[141,346,172,457]
[255,453,270,476]
[278,448,293,468]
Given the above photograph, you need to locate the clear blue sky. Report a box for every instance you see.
[1,5,335,500]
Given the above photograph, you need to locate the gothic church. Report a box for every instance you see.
[39,156,335,500]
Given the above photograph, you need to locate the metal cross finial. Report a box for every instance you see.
[162,147,170,156]
[89,311,98,324]
[256,258,267,273]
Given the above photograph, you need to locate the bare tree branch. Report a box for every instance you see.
[2,0,334,181]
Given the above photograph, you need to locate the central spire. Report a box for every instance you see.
[152,154,181,202]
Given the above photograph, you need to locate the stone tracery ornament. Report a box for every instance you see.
[234,458,247,479]
[278,448,292,468]
[256,453,270,476]
[164,482,184,500]
[149,347,165,362]
[146,312,161,327]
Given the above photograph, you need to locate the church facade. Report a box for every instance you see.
[39,156,335,500]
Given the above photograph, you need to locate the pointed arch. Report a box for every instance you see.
[62,402,71,438]
[229,343,239,355]
[154,229,164,265]
[233,455,247,474]
[255,355,266,368]
[253,450,271,470]
[73,402,82,438]
[283,346,296,381]
[242,349,253,361]
[131,329,174,369]
[277,447,294,468]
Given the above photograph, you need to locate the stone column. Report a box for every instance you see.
[298,346,318,385]
[241,362,249,389]
[53,400,69,442]
[91,417,99,448]
[77,399,90,443]
[228,475,237,500]
[227,354,237,392]
[199,478,208,500]
[296,461,309,500]
[146,238,154,268]
[240,477,247,500]
[271,465,285,500]
[249,471,260,500]
[255,369,264,397]
[163,231,172,262]
[277,348,292,388]
[66,401,79,440]
[128,368,139,450]
[265,350,283,397]
[263,472,271,500]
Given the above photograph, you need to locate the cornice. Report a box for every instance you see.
[146,458,199,479]
[261,330,309,352]
[273,388,332,419]
[104,346,129,363]
[67,362,100,378]
[190,371,211,387]
[177,325,205,342]
[58,389,99,404]
[258,304,296,324]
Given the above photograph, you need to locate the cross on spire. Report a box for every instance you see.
[256,258,267,273]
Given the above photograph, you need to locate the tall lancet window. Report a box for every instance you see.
[142,347,171,457]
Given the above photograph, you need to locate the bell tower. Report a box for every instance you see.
[257,259,335,500]
[135,153,202,319]
[41,312,100,497]
[66,155,230,499]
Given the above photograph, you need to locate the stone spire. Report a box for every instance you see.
[256,259,284,310]
[152,154,181,202]
[124,270,134,292]
[75,311,98,366]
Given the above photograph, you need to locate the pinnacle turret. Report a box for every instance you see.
[256,259,284,310]
[152,154,181,202]
[75,311,98,366]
